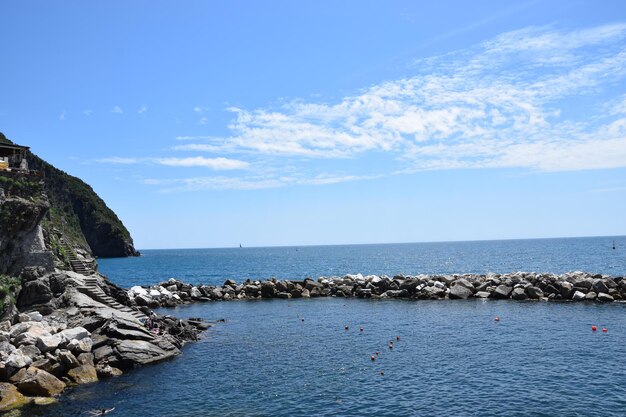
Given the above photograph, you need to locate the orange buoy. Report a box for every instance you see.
[602,327,608,333]
[591,325,597,331]
[370,355,376,361]
[375,351,379,356]
[494,316,500,322]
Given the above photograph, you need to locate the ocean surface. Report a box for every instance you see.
[98,236,626,287]
[29,236,626,417]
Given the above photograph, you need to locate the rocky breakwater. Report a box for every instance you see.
[127,271,625,306]
[0,267,211,413]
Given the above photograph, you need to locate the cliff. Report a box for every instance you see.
[0,132,139,258]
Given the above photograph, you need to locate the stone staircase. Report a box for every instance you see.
[60,239,145,321]
[78,276,146,321]
[60,240,93,275]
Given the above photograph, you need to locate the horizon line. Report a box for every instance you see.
[132,234,626,253]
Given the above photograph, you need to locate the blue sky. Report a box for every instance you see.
[2,1,625,249]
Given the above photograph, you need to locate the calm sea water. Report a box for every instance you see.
[98,236,626,287]
[27,237,626,416]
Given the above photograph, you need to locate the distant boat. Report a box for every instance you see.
[613,240,616,250]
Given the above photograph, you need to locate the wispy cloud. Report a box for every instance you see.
[142,173,378,192]
[95,156,249,170]
[59,111,66,121]
[173,23,626,173]
[83,109,93,116]
[111,106,123,114]
[138,106,147,114]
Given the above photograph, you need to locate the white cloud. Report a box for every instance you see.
[59,111,66,121]
[138,106,147,114]
[177,23,626,173]
[154,156,249,170]
[96,157,141,164]
[83,109,93,116]
[111,106,123,114]
[198,117,208,125]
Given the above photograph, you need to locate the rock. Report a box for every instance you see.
[36,334,63,353]
[67,337,93,354]
[57,350,79,369]
[26,312,43,322]
[449,284,473,300]
[18,345,40,361]
[511,288,528,300]
[559,282,574,299]
[597,292,614,302]
[260,281,276,298]
[0,382,30,411]
[592,279,609,294]
[301,288,311,298]
[491,285,512,299]
[0,321,10,332]
[189,287,203,299]
[474,291,491,298]
[77,353,95,367]
[114,340,179,368]
[276,292,292,299]
[15,314,30,323]
[58,327,90,343]
[128,286,148,298]
[32,396,58,406]
[16,279,53,308]
[585,291,597,300]
[5,351,32,374]
[93,345,114,363]
[423,286,445,298]
[96,364,123,378]
[454,278,475,293]
[12,366,66,396]
[66,364,98,384]
[525,286,544,299]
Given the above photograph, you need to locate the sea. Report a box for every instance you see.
[28,236,626,416]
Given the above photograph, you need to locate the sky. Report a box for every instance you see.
[1,0,626,249]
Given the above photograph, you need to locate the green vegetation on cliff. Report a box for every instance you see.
[0,132,139,258]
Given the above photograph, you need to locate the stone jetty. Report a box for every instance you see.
[127,271,625,307]
[0,267,212,412]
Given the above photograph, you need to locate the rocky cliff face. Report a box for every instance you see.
[0,132,139,258]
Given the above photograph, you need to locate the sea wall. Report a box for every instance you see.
[127,271,625,307]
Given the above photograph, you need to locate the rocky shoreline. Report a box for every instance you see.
[127,271,625,307]
[0,267,213,413]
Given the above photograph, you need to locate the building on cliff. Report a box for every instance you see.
[0,143,30,172]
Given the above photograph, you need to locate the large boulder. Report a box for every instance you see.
[592,280,609,294]
[58,327,90,343]
[36,334,63,353]
[572,290,587,301]
[66,364,98,384]
[511,288,528,300]
[597,292,614,302]
[491,285,512,299]
[114,340,179,369]
[449,284,473,300]
[525,286,544,300]
[0,382,30,411]
[11,366,65,396]
[16,279,53,308]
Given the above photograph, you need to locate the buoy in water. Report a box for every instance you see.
[592,325,597,331]
[494,316,500,322]
[375,351,379,356]
[602,327,608,333]
[370,355,376,361]
[344,325,349,331]
[380,370,385,376]
[360,327,364,332]
[301,318,304,322]
[388,341,394,349]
